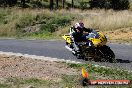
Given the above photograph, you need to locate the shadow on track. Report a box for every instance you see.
[86,58,132,63]
[116,59,132,63]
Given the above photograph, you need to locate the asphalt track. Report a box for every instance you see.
[0,39,131,71]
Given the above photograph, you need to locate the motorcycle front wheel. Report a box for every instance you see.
[99,45,116,63]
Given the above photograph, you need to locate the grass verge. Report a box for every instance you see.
[0,8,132,43]
[67,63,132,80]
[0,8,81,38]
[0,62,131,88]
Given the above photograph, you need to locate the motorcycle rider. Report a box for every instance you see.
[69,22,93,57]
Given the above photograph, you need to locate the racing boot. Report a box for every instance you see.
[65,45,76,54]
[75,50,84,59]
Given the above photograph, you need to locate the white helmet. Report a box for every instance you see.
[74,22,84,29]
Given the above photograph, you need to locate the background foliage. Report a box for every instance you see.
[0,0,130,10]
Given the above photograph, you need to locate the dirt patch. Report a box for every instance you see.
[0,54,78,81]
[103,27,132,43]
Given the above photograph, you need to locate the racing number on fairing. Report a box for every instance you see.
[66,37,71,42]
[100,39,103,42]
[100,36,106,43]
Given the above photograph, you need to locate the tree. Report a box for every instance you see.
[89,0,129,10]
[62,0,65,8]
[111,0,129,10]
[1,0,17,7]
[0,0,6,6]
[50,0,54,10]
[89,0,106,9]
[21,0,26,7]
[56,0,58,8]
[71,0,74,8]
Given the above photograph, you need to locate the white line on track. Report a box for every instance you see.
[0,51,112,70]
[0,51,81,64]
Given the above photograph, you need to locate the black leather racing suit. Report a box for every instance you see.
[69,26,92,53]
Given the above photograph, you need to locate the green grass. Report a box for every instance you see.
[0,84,10,88]
[67,63,132,88]
[52,62,132,88]
[67,63,132,79]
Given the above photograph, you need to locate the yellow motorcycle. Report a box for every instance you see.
[62,30,115,62]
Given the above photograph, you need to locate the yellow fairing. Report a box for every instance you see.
[62,35,71,44]
[88,32,107,47]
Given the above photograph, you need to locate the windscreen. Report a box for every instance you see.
[86,31,100,39]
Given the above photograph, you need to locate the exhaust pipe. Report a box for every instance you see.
[65,45,75,54]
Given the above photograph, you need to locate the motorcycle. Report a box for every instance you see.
[62,30,116,62]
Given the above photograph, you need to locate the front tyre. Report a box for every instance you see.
[100,45,116,63]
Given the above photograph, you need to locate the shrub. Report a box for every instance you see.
[89,0,130,10]
[16,14,35,29]
[111,0,130,10]
[0,0,17,7]
[40,15,72,33]
[80,1,90,10]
